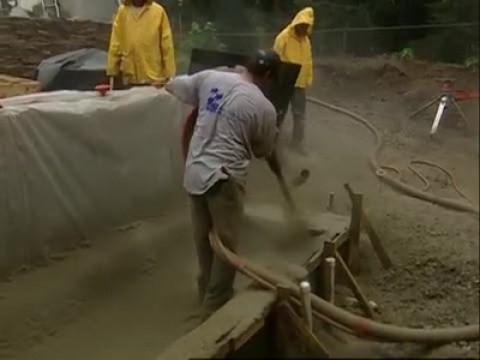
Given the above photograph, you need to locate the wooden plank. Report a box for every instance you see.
[362,212,393,269]
[0,74,40,99]
[327,192,335,212]
[304,232,348,273]
[323,239,337,259]
[345,183,393,270]
[157,290,276,360]
[347,192,363,275]
[335,251,375,319]
[159,212,352,360]
[279,302,331,358]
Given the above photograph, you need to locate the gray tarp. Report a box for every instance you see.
[36,48,108,91]
[0,88,185,274]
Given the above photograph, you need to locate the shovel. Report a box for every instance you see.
[276,169,325,239]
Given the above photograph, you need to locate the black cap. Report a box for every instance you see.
[247,49,281,77]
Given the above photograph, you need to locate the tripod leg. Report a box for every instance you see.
[430,96,448,136]
[410,96,441,119]
[451,99,470,131]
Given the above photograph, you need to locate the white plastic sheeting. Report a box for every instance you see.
[0,88,185,274]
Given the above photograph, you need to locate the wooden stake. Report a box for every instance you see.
[276,284,291,302]
[362,212,393,269]
[335,251,375,319]
[281,302,331,358]
[324,239,337,259]
[304,232,347,273]
[347,192,363,275]
[345,183,393,270]
[327,192,335,212]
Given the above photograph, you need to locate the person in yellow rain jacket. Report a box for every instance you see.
[274,7,314,154]
[107,0,176,87]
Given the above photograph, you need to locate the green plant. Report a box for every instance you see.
[178,21,226,71]
[465,56,479,71]
[181,21,225,54]
[397,47,415,62]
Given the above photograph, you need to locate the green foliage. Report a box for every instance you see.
[177,21,225,71]
[465,56,479,71]
[424,0,479,63]
[428,0,479,23]
[396,47,415,61]
[173,0,479,64]
[181,21,225,53]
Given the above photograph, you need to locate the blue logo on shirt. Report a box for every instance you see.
[206,88,224,113]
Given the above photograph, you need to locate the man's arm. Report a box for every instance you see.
[160,10,176,80]
[305,38,314,88]
[165,71,210,106]
[107,7,124,79]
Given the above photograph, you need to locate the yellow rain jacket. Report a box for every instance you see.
[107,0,176,85]
[274,7,314,89]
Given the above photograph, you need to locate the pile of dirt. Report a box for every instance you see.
[374,256,479,327]
[375,62,409,88]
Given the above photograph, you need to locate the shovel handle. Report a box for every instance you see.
[278,175,297,212]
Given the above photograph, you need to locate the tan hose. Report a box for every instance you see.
[408,163,431,191]
[210,233,480,344]
[307,97,479,215]
[220,239,353,334]
[409,160,472,202]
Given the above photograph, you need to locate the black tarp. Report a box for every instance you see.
[36,48,108,91]
[188,48,301,116]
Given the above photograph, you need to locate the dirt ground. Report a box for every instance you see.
[281,56,479,358]
[0,56,478,359]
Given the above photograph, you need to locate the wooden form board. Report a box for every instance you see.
[158,211,351,360]
[157,290,276,360]
[0,74,40,99]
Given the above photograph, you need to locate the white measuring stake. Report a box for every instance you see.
[325,257,336,304]
[300,281,313,332]
[431,96,448,135]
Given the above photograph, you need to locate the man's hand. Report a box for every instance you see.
[153,78,170,89]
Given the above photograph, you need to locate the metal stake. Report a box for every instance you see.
[410,96,441,119]
[430,96,448,136]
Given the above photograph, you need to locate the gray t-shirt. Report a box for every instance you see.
[166,70,278,195]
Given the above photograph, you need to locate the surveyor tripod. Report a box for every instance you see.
[410,79,479,136]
